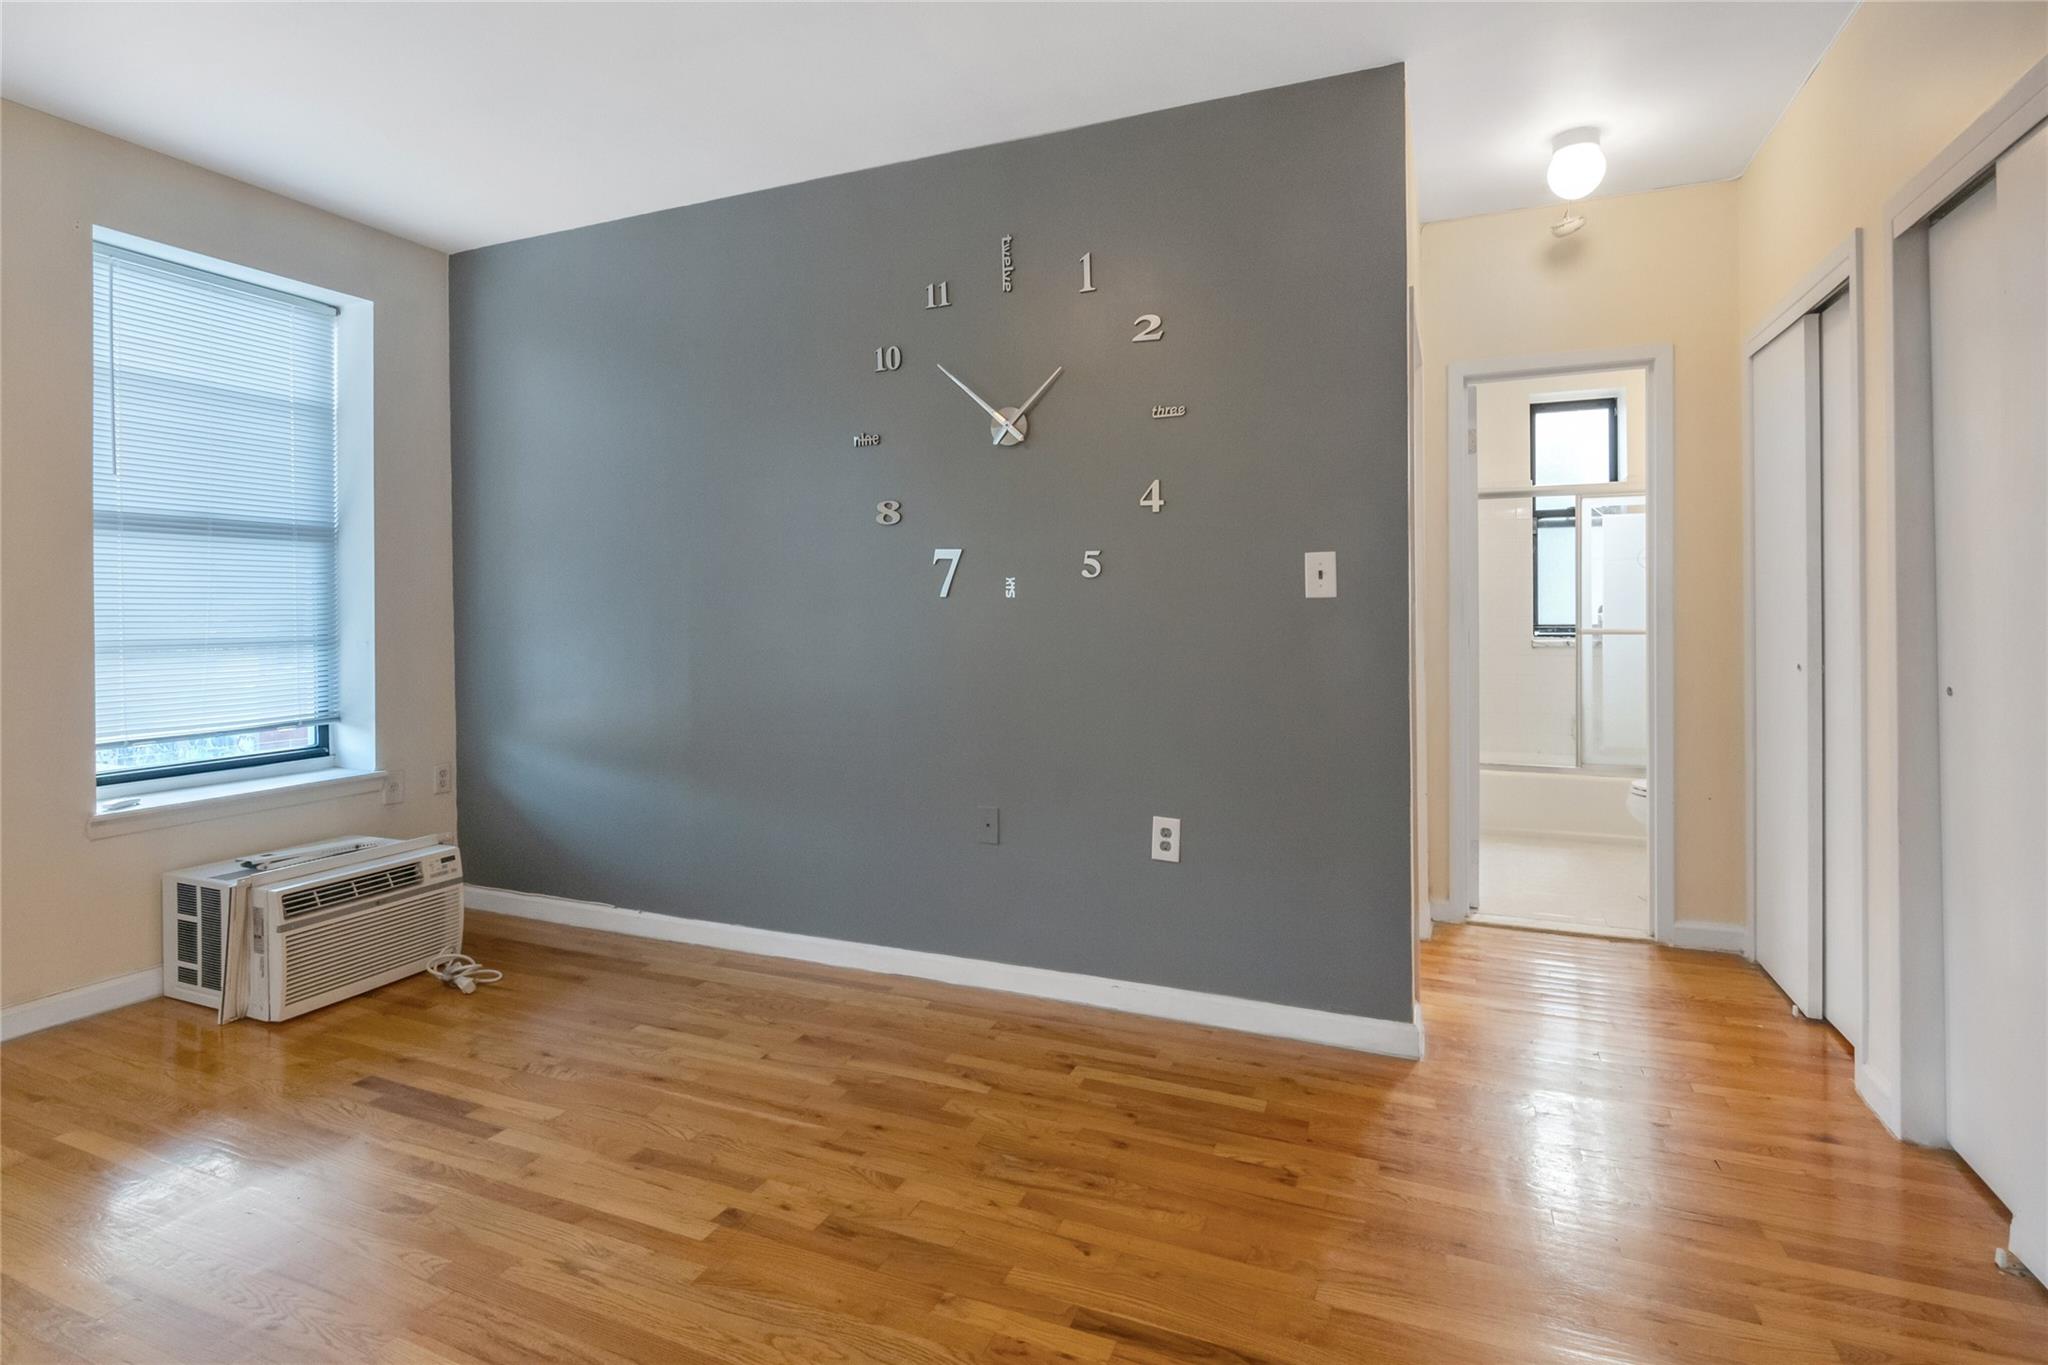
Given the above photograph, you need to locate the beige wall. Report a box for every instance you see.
[1732,3,2045,1119]
[1419,181,1744,923]
[1420,2,2045,934]
[0,103,457,1009]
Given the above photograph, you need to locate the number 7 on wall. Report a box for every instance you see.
[932,547,962,598]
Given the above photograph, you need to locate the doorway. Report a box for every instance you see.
[1446,348,1676,943]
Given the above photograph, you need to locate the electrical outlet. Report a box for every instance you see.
[1151,816,1181,863]
[1304,551,1337,598]
[383,769,406,805]
[978,806,1000,845]
[432,762,454,796]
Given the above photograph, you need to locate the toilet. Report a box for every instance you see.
[1626,777,1649,828]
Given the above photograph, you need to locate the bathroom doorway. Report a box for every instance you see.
[1447,350,1675,942]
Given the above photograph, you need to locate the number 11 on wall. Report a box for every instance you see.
[932,547,961,597]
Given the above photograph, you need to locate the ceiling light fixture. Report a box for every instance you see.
[1545,127,1606,201]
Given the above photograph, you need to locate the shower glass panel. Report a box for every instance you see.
[1478,497,1576,767]
[1581,497,1647,631]
[1579,496,1648,767]
[1581,632,1649,767]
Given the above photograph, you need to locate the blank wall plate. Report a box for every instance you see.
[1151,816,1181,863]
[1304,551,1336,598]
[978,806,1000,845]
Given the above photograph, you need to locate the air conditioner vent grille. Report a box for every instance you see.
[280,885,461,1008]
[279,862,423,917]
[198,886,222,992]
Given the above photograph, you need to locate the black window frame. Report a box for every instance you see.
[95,724,332,788]
[1529,398,1620,640]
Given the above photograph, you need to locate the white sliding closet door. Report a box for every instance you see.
[1930,122,2046,1274]
[1818,296,1861,1049]
[1750,316,1825,1019]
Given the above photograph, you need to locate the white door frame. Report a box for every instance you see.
[1879,57,2046,1145]
[1740,232,1866,1029]
[1444,346,1678,945]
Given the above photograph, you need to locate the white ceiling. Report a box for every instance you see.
[0,2,1854,254]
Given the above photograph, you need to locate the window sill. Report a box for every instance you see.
[86,767,386,840]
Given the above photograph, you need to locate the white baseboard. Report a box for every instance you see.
[1666,919,1750,955]
[466,886,1423,1060]
[1855,1059,1903,1138]
[0,968,161,1042]
[1428,898,1463,924]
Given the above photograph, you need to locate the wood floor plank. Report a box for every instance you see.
[3,915,2041,1363]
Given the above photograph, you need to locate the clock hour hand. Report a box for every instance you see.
[1014,366,1064,420]
[935,363,1025,444]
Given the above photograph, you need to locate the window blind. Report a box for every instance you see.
[92,242,341,748]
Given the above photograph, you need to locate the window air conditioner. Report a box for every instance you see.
[162,835,464,1022]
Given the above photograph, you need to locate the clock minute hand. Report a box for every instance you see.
[935,363,1024,443]
[1014,365,1064,418]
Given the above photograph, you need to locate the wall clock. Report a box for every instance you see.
[866,247,1172,598]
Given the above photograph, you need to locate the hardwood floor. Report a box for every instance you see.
[3,914,2041,1364]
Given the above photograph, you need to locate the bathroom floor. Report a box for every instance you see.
[1474,833,1652,938]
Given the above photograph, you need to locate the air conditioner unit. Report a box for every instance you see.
[162,835,464,1022]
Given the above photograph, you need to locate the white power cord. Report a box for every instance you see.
[426,953,502,995]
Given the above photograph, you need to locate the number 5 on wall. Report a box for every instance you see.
[932,547,962,597]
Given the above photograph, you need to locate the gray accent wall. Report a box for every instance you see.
[450,67,1412,1021]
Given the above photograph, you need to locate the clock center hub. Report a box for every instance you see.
[992,407,1028,447]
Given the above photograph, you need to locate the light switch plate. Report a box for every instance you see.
[978,806,1000,845]
[384,769,406,805]
[1304,551,1337,598]
[1151,816,1181,863]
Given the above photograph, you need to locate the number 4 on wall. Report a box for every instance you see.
[1139,479,1164,513]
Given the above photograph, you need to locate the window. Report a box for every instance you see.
[1528,398,1619,640]
[92,242,341,786]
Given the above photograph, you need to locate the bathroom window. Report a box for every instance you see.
[1529,399,1619,640]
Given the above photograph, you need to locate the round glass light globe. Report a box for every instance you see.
[1546,141,1607,201]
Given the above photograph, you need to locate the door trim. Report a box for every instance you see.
[1740,233,1866,1036]
[1445,346,1677,946]
[1879,56,2046,1145]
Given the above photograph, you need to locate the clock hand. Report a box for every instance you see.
[1014,365,1064,418]
[935,363,1025,443]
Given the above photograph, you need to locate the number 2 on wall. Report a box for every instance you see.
[932,547,961,597]
[1131,314,1162,343]
[1139,479,1164,513]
